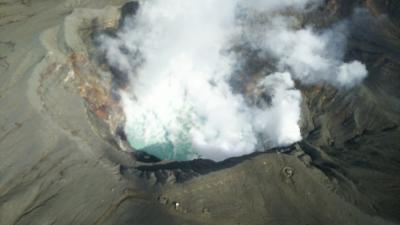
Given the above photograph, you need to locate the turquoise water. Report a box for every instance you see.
[127,126,198,161]
[125,103,201,161]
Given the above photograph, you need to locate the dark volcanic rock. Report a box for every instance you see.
[299,1,400,221]
[119,1,140,28]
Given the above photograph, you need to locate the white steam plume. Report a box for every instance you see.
[241,0,322,12]
[98,0,367,161]
[240,17,368,87]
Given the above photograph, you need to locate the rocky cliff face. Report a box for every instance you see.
[0,0,399,225]
[300,0,400,221]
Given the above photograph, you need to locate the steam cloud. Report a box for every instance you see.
[98,0,368,161]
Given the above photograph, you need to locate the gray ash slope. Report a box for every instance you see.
[0,0,399,225]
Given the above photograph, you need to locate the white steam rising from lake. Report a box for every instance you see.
[98,0,367,161]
